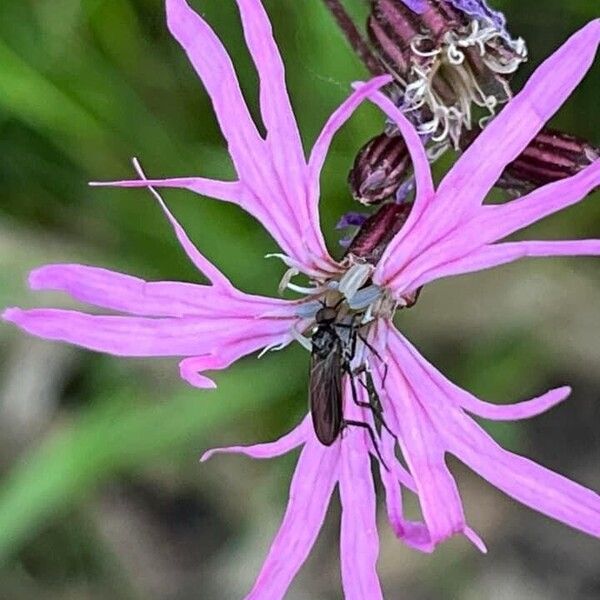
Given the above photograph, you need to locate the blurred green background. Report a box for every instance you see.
[0,1,598,598]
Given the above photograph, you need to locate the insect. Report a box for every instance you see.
[309,305,347,446]
[308,303,392,465]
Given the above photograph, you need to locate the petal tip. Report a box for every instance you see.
[199,450,214,463]
[28,267,49,290]
[2,307,21,323]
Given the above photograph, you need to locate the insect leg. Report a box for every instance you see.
[357,332,389,388]
[354,377,397,441]
[343,419,389,471]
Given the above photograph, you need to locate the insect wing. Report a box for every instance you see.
[309,346,343,446]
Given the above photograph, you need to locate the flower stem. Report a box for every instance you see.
[321,0,384,75]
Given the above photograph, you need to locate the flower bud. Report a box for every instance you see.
[367,0,527,147]
[498,128,600,195]
[345,201,412,265]
[348,133,413,205]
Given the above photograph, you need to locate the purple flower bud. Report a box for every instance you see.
[498,128,600,196]
[367,0,527,147]
[348,132,413,205]
[345,201,412,265]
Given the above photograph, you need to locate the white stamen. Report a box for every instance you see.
[258,339,291,359]
[290,326,313,352]
[338,263,374,303]
[348,285,382,310]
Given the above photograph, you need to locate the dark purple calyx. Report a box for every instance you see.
[349,132,413,205]
[498,128,600,196]
[345,202,412,265]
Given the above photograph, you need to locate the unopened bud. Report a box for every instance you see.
[345,202,411,265]
[498,128,599,195]
[348,133,412,205]
[368,0,527,147]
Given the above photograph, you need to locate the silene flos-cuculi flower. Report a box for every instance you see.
[2,0,600,597]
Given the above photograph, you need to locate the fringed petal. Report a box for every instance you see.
[377,322,600,539]
[308,77,392,190]
[133,159,234,289]
[176,322,297,388]
[93,0,338,276]
[395,332,573,421]
[339,411,383,600]
[2,308,224,357]
[363,91,438,287]
[28,264,220,317]
[389,160,600,292]
[437,19,600,221]
[201,416,310,461]
[376,20,600,297]
[370,328,468,547]
[165,0,264,179]
[378,430,436,553]
[465,160,600,245]
[234,0,306,204]
[411,239,600,288]
[436,407,600,538]
[27,263,296,318]
[90,176,245,204]
[244,437,340,600]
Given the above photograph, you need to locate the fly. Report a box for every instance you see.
[309,306,345,446]
[308,303,393,468]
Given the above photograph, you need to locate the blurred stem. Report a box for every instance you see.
[320,0,383,75]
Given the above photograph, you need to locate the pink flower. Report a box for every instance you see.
[3,1,599,597]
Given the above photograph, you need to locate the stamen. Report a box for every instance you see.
[338,263,375,301]
[290,325,313,352]
[348,285,383,311]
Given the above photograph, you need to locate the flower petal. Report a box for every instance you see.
[375,20,600,295]
[436,407,600,538]
[390,160,600,292]
[90,176,245,204]
[413,239,600,286]
[394,332,573,421]
[378,430,436,553]
[464,159,600,245]
[379,323,600,539]
[234,0,305,197]
[28,264,220,317]
[1,308,236,356]
[364,91,434,219]
[245,437,340,600]
[27,263,295,318]
[308,76,392,188]
[371,326,468,546]
[201,415,310,461]
[165,0,263,179]
[3,304,294,364]
[133,159,233,289]
[177,320,296,388]
[339,424,383,600]
[96,1,336,276]
[438,19,600,219]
